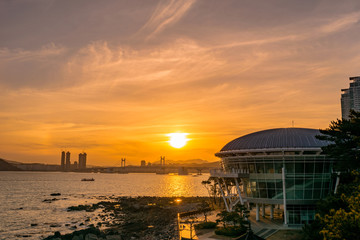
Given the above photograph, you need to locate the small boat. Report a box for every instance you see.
[81,178,95,181]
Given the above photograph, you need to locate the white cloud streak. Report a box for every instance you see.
[137,0,196,40]
[0,43,66,62]
[321,11,360,33]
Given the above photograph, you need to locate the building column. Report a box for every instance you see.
[262,204,265,217]
[282,167,288,225]
[256,203,260,222]
[270,205,274,220]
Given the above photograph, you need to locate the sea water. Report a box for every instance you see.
[0,171,209,239]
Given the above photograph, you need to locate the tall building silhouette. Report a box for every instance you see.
[341,76,360,119]
[73,161,78,169]
[78,152,87,169]
[65,151,71,170]
[61,151,65,170]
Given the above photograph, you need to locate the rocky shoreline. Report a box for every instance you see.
[44,196,211,240]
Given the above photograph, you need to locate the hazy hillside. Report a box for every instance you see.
[0,159,21,171]
[151,159,220,168]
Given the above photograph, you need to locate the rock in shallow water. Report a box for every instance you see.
[105,236,122,240]
[85,233,99,240]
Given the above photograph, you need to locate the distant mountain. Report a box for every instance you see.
[167,159,212,165]
[151,158,220,168]
[0,159,21,171]
[5,160,22,165]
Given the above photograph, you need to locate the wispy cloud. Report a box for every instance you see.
[0,43,66,62]
[137,0,196,40]
[321,11,360,33]
[65,39,225,87]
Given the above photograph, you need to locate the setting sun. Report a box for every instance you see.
[167,133,189,148]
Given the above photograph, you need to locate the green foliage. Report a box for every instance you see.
[302,220,323,240]
[194,221,217,229]
[302,171,360,240]
[317,183,360,240]
[303,113,360,239]
[316,110,360,171]
[215,226,246,237]
[215,203,249,236]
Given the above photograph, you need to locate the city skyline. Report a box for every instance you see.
[1,0,360,165]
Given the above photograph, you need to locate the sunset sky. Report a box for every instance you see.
[1,0,360,166]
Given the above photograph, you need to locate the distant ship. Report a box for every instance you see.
[81,178,94,181]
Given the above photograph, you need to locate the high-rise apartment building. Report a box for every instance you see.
[73,161,78,169]
[78,152,87,169]
[61,151,65,170]
[341,76,360,119]
[65,151,71,170]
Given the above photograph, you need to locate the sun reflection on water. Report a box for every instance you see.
[163,175,194,196]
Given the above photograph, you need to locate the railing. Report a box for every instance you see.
[210,168,249,175]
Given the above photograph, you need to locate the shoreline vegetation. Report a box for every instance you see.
[44,196,212,240]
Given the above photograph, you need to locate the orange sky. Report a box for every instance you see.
[1,0,359,166]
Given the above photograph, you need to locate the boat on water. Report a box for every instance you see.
[81,178,95,181]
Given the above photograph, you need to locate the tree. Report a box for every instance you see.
[316,110,360,171]
[302,170,360,240]
[316,171,360,240]
[198,201,211,222]
[202,178,220,206]
[216,203,249,229]
[215,204,249,238]
[302,112,360,240]
[216,210,230,229]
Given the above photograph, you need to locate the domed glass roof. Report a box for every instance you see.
[220,128,329,152]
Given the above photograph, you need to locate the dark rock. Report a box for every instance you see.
[44,227,101,240]
[43,198,59,203]
[50,193,61,196]
[85,233,98,240]
[30,223,38,227]
[50,224,61,228]
[106,236,122,240]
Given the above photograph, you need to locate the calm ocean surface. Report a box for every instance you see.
[0,171,209,240]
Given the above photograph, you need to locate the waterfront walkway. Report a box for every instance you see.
[179,205,300,240]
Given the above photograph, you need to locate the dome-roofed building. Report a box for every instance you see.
[210,128,336,226]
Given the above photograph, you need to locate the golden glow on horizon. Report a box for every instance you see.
[167,133,189,148]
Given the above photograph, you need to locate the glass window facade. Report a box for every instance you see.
[220,153,334,225]
[287,205,316,225]
[224,155,333,201]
